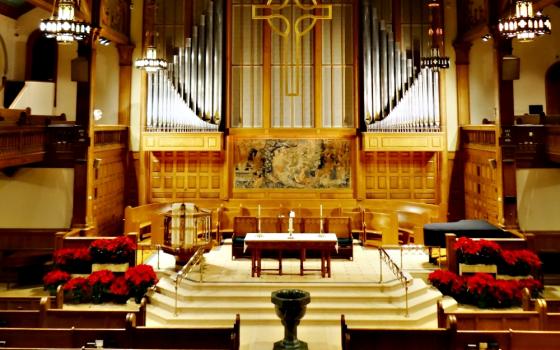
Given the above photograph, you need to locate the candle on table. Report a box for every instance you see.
[320,204,323,218]
[258,204,261,218]
[289,210,295,232]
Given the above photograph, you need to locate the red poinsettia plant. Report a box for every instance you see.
[53,248,92,273]
[125,264,158,303]
[89,236,137,263]
[500,250,542,276]
[429,269,543,308]
[43,269,71,295]
[87,270,115,303]
[109,276,130,303]
[63,277,92,304]
[454,237,502,265]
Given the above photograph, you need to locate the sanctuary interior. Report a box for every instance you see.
[1,0,560,349]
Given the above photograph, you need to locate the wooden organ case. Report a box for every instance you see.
[137,0,449,221]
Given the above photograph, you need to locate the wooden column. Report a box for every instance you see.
[71,0,101,229]
[453,40,472,126]
[495,36,518,228]
[117,44,134,126]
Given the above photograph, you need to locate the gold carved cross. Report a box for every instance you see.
[252,0,332,96]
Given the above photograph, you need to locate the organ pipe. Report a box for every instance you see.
[362,0,441,133]
[146,0,221,133]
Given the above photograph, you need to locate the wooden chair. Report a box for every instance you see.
[363,212,396,247]
[396,210,426,244]
[231,216,258,259]
[303,217,323,233]
[325,217,353,260]
[341,209,365,243]
[259,217,280,233]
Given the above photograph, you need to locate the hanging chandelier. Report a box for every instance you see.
[498,0,551,42]
[135,45,167,72]
[421,0,449,70]
[39,0,91,43]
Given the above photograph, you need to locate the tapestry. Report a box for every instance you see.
[234,139,351,189]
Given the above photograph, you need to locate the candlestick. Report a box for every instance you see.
[320,204,323,218]
[258,204,261,218]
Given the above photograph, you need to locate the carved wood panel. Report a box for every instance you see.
[463,148,500,225]
[363,151,439,203]
[150,151,222,202]
[92,147,127,235]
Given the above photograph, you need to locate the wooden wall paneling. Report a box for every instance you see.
[92,127,128,235]
[363,151,439,203]
[546,126,560,163]
[92,147,126,235]
[447,151,466,221]
[150,151,222,202]
[463,147,499,224]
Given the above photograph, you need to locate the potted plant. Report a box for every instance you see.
[53,248,92,274]
[90,236,136,270]
[43,269,71,296]
[63,277,91,304]
[109,276,130,304]
[500,249,542,276]
[125,264,158,303]
[87,270,115,303]
[454,237,501,275]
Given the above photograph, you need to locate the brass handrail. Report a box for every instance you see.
[173,247,205,316]
[379,247,413,317]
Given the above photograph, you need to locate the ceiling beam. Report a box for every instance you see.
[24,0,52,13]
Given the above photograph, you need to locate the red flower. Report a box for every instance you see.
[63,277,92,303]
[87,270,115,287]
[53,248,91,266]
[43,270,70,287]
[109,276,130,296]
[125,264,158,288]
[90,236,137,263]
[454,237,501,265]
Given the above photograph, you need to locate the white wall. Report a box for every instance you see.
[129,0,144,151]
[94,44,120,125]
[0,14,16,81]
[54,42,78,120]
[513,6,560,115]
[469,38,497,124]
[517,169,560,231]
[0,168,74,228]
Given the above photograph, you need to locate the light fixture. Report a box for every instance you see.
[135,45,167,73]
[498,0,551,42]
[421,48,450,70]
[39,0,91,43]
[481,34,492,42]
[422,0,449,70]
[98,37,110,46]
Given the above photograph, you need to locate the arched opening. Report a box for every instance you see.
[545,61,560,115]
[25,30,57,82]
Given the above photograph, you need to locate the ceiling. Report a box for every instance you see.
[0,0,35,19]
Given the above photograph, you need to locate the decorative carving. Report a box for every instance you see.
[101,0,130,37]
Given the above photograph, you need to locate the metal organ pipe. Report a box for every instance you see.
[362,1,441,133]
[145,1,221,133]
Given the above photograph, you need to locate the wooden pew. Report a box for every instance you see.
[341,314,456,350]
[0,313,240,350]
[522,288,560,313]
[510,330,560,350]
[0,228,62,287]
[0,107,30,126]
[0,297,146,328]
[445,233,536,275]
[437,299,545,331]
[0,296,56,310]
[124,203,172,241]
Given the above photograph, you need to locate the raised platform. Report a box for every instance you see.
[146,244,445,350]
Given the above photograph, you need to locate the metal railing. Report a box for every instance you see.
[379,247,413,317]
[173,247,205,316]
